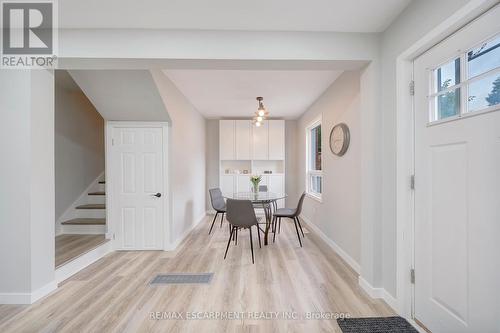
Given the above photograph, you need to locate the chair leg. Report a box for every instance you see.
[249,227,255,264]
[278,217,282,233]
[273,217,278,243]
[220,212,225,227]
[293,218,303,247]
[256,224,261,248]
[295,216,305,237]
[209,212,218,234]
[224,226,235,259]
[235,228,238,245]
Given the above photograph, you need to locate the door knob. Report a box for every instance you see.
[152,193,162,198]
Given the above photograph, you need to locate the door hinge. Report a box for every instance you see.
[410,268,415,284]
[410,175,415,190]
[409,80,415,96]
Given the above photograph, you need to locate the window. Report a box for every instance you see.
[306,117,322,200]
[429,33,500,123]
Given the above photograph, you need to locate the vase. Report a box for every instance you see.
[253,184,259,193]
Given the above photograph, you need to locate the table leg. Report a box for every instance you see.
[263,201,272,245]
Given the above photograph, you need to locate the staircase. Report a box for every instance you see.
[58,177,107,235]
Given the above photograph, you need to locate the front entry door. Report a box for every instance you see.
[413,6,500,333]
[110,125,166,250]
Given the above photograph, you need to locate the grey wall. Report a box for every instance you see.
[55,71,105,221]
[205,119,220,210]
[296,71,362,264]
[379,0,476,297]
[151,70,207,245]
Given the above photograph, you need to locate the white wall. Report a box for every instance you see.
[55,71,104,221]
[0,70,56,303]
[151,71,207,245]
[296,71,362,264]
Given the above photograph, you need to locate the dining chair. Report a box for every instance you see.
[224,199,261,264]
[208,188,226,234]
[259,185,268,192]
[272,192,306,247]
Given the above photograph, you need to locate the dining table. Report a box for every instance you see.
[224,191,287,245]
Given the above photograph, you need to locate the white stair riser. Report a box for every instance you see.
[97,184,106,192]
[60,224,106,235]
[86,195,105,205]
[76,209,106,219]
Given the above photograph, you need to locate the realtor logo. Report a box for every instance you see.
[1,0,57,68]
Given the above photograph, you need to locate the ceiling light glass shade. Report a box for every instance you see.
[258,109,265,117]
[257,116,263,122]
[255,121,262,127]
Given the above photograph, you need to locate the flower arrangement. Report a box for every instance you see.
[250,175,262,193]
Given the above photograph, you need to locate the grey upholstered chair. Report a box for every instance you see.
[224,199,261,264]
[272,192,306,247]
[259,185,268,192]
[208,188,226,234]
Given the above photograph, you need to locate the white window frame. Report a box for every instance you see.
[428,32,500,125]
[305,116,322,202]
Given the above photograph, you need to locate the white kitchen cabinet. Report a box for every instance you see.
[236,175,252,192]
[268,120,285,160]
[268,174,285,208]
[235,120,251,160]
[252,121,269,160]
[220,120,235,160]
[220,175,235,197]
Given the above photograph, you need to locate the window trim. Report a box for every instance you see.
[305,116,322,202]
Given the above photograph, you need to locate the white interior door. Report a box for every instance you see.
[111,125,166,250]
[413,6,500,333]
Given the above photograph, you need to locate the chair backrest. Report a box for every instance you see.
[295,192,307,216]
[259,185,268,192]
[209,188,225,211]
[226,199,258,228]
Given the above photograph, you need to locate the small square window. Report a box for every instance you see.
[467,35,500,78]
[435,58,460,92]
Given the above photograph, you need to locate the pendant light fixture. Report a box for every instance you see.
[253,97,269,126]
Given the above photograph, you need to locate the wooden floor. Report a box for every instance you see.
[55,234,108,268]
[0,217,392,332]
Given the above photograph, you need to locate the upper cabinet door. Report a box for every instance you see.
[252,121,269,160]
[235,120,252,160]
[220,120,235,160]
[268,120,285,160]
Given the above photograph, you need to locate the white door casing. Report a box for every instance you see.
[413,6,500,332]
[107,123,168,250]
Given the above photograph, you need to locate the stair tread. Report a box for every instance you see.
[61,218,106,225]
[75,204,105,209]
[88,191,105,196]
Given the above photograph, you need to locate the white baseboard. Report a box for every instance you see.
[299,215,400,314]
[60,224,106,235]
[300,215,361,274]
[55,240,112,284]
[358,276,399,312]
[164,213,207,251]
[0,280,58,305]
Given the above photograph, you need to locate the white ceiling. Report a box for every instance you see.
[164,70,343,119]
[59,0,411,32]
